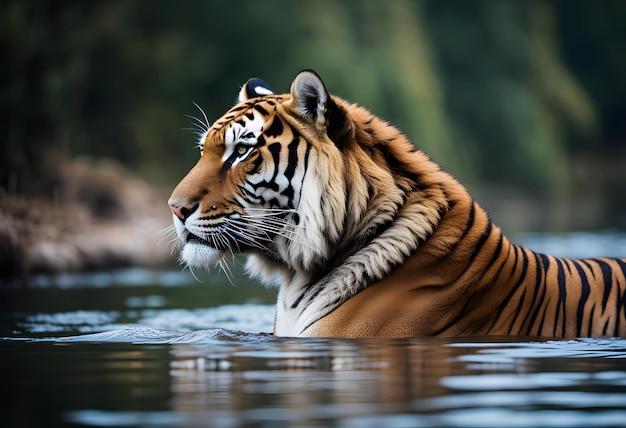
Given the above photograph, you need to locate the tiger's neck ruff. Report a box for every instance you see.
[169,70,626,338]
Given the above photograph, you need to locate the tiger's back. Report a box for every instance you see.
[303,195,626,338]
[169,70,626,338]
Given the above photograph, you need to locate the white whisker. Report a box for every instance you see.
[228,225,272,251]
[221,229,243,253]
[184,116,209,133]
[229,218,281,238]
[227,215,320,254]
[185,264,204,283]
[193,101,211,131]
[245,207,297,212]
[158,225,181,255]
[218,259,235,285]
[180,127,208,140]
[241,216,298,232]
[242,208,317,232]
[234,216,285,229]
[238,213,316,238]
[219,232,238,261]
[182,103,212,153]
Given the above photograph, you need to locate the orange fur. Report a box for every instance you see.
[170,71,626,338]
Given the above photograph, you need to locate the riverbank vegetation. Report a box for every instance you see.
[2,1,625,276]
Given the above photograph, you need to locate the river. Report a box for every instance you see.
[1,232,625,427]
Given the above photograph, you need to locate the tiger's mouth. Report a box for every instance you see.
[180,232,224,267]
[185,232,229,251]
[177,207,296,266]
[186,233,210,245]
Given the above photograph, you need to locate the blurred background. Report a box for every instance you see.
[2,0,626,278]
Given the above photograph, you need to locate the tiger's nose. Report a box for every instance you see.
[168,202,198,222]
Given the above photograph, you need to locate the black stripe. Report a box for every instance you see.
[602,317,611,336]
[429,216,494,336]
[587,305,596,337]
[240,183,263,203]
[453,200,476,250]
[526,253,549,335]
[246,143,281,193]
[463,201,477,238]
[410,203,480,335]
[614,259,626,337]
[265,116,284,137]
[554,258,567,337]
[432,297,474,336]
[283,137,299,182]
[536,299,549,336]
[486,230,504,268]
[291,292,306,309]
[481,234,510,329]
[297,142,312,202]
[268,142,281,169]
[573,260,591,337]
[254,104,269,115]
[507,244,522,283]
[488,246,529,334]
[468,214,493,263]
[620,287,626,337]
[222,150,240,173]
[593,259,614,313]
[302,285,325,309]
[507,289,527,335]
[498,246,526,333]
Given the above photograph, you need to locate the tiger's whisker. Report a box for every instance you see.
[192,101,211,130]
[184,116,209,133]
[219,259,235,286]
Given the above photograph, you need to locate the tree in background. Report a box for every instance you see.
[2,0,625,229]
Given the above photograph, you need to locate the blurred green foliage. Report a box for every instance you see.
[2,0,625,198]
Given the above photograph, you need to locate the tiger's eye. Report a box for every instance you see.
[237,145,247,155]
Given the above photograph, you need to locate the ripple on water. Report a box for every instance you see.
[11,304,276,339]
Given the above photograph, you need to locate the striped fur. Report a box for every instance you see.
[169,70,626,338]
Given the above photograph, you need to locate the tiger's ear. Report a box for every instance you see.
[290,70,352,143]
[238,78,274,102]
[290,70,330,131]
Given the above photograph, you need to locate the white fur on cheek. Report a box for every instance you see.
[286,167,329,269]
[173,214,186,238]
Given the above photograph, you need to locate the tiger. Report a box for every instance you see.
[168,69,626,338]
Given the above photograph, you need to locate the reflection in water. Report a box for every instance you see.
[71,330,620,428]
[6,326,626,427]
[47,328,626,427]
[3,232,626,427]
[168,339,444,417]
[5,315,626,426]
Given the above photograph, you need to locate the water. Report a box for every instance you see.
[2,233,626,427]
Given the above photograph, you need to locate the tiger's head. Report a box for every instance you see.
[169,70,445,289]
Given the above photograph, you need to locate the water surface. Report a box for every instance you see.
[2,233,626,427]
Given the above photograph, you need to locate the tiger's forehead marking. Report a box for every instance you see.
[204,96,285,157]
[211,96,284,131]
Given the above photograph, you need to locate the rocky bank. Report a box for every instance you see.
[0,157,176,282]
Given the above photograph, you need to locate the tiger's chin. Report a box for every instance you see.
[180,241,223,268]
